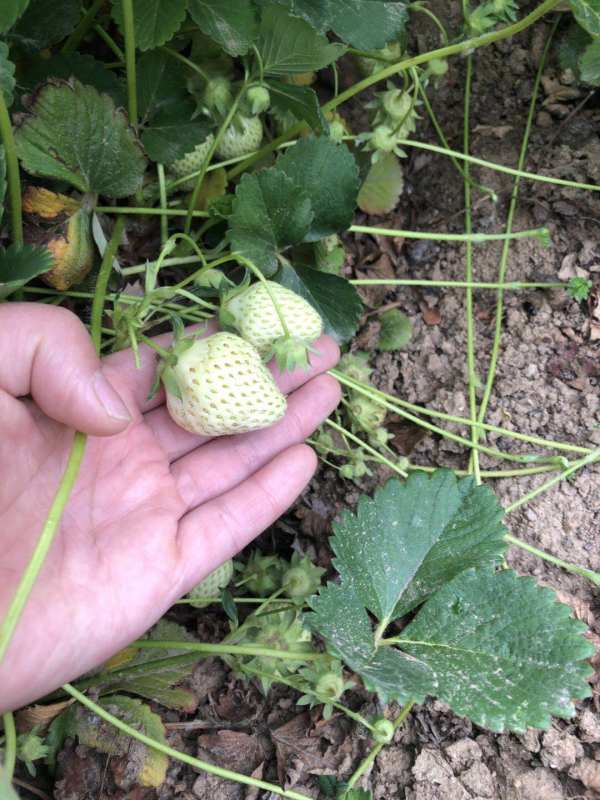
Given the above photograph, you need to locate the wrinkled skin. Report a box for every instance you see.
[0,304,340,711]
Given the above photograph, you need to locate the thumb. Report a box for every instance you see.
[0,303,131,436]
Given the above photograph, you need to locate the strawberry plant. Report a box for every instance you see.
[1,1,599,799]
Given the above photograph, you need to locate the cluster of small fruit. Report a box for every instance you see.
[162,280,323,438]
[313,351,392,481]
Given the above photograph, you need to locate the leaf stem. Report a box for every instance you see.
[62,684,315,800]
[130,639,325,661]
[95,205,209,217]
[61,0,107,54]
[350,278,564,289]
[0,90,22,245]
[350,224,548,243]
[91,217,125,352]
[0,712,16,782]
[504,534,600,587]
[325,419,408,477]
[121,0,138,128]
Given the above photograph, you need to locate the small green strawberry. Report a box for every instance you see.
[246,85,270,114]
[171,135,215,190]
[163,332,287,436]
[223,281,323,369]
[186,559,234,608]
[216,114,263,160]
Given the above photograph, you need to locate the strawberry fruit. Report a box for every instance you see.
[164,332,287,436]
[216,114,263,160]
[171,135,215,189]
[186,559,234,608]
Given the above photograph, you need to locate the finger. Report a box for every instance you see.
[144,337,341,458]
[0,303,131,436]
[171,374,339,510]
[175,443,317,590]
[106,327,339,416]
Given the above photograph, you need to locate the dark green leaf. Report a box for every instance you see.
[401,569,594,731]
[268,79,327,132]
[273,0,408,49]
[0,42,16,106]
[221,589,239,625]
[330,471,460,620]
[557,22,592,73]
[111,0,187,51]
[21,53,126,106]
[0,0,29,34]
[258,4,345,76]
[392,476,507,617]
[16,80,146,197]
[580,38,600,84]
[277,137,359,241]
[0,244,54,300]
[0,146,5,224]
[307,579,435,703]
[377,308,412,351]
[276,263,362,343]
[358,152,404,215]
[142,102,212,164]
[13,0,80,48]
[229,169,313,276]
[46,706,77,771]
[136,50,187,123]
[188,0,259,56]
[570,0,600,35]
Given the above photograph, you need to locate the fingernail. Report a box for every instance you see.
[93,370,131,422]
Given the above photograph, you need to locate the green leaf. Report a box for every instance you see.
[276,263,363,343]
[142,102,212,164]
[16,80,146,197]
[358,152,404,215]
[268,79,327,132]
[392,476,507,617]
[111,0,187,51]
[277,137,360,241]
[0,244,54,300]
[229,169,313,276]
[557,21,592,73]
[570,0,600,35]
[401,569,594,731]
[21,53,126,107]
[0,42,16,107]
[136,49,187,123]
[377,308,412,351]
[580,37,600,84]
[273,0,408,49]
[0,0,29,34]
[307,579,436,703]
[188,0,259,56]
[13,0,80,48]
[330,471,462,620]
[258,4,345,76]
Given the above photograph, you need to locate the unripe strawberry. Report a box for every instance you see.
[247,85,270,114]
[171,135,215,190]
[224,281,323,359]
[186,559,233,608]
[216,115,263,160]
[164,332,287,436]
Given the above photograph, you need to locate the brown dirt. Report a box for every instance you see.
[44,11,600,800]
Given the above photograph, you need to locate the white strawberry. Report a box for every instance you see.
[171,135,215,190]
[164,332,286,436]
[216,114,263,160]
[186,559,234,608]
[223,282,323,368]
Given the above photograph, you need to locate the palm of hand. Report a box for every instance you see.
[0,318,339,711]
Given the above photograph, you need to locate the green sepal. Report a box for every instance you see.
[268,334,319,372]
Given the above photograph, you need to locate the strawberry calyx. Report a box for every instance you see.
[268,334,318,373]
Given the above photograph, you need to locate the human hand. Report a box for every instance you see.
[0,303,340,712]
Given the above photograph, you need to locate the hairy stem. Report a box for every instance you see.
[121,0,138,128]
[0,91,22,245]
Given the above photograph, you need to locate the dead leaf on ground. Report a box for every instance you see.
[355,253,395,308]
[420,302,442,326]
[388,420,429,456]
[197,730,266,775]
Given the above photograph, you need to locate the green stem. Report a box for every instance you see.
[0,433,86,667]
[407,462,561,479]
[91,217,125,352]
[121,0,138,128]
[227,0,563,179]
[463,54,480,483]
[61,0,106,53]
[325,419,408,478]
[349,224,548,243]
[471,19,558,473]
[346,702,414,789]
[161,46,210,82]
[93,23,125,61]
[157,164,168,246]
[62,684,314,800]
[95,206,209,217]
[504,534,600,587]
[130,639,325,661]
[395,137,599,193]
[1,712,16,782]
[350,279,564,290]
[184,82,248,235]
[0,91,22,245]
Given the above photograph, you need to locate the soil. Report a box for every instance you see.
[19,8,600,800]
